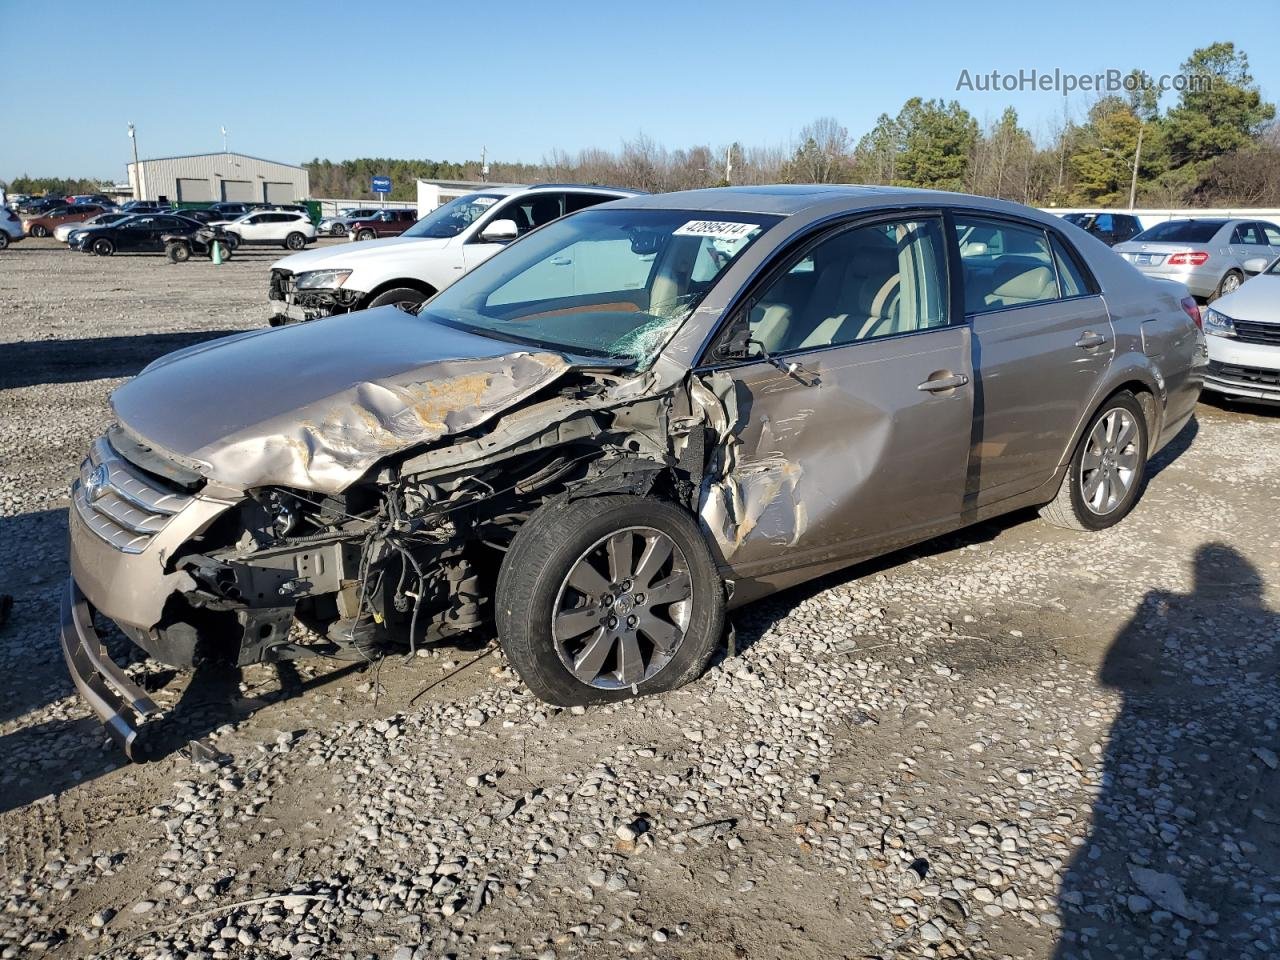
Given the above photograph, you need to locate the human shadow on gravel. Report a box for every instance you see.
[0,329,244,388]
[1054,544,1280,960]
[0,653,370,813]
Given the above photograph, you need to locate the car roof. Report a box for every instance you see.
[607,184,1059,219]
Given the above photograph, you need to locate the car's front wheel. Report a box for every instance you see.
[1040,391,1149,531]
[330,223,345,237]
[92,238,115,257]
[365,286,429,312]
[497,495,725,706]
[0,232,9,250]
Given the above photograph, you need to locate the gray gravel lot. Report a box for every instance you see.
[1,238,1278,960]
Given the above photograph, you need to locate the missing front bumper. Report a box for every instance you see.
[59,578,163,760]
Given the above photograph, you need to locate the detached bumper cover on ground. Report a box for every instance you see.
[59,578,162,759]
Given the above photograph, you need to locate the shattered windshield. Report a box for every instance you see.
[419,208,777,365]
[401,192,507,239]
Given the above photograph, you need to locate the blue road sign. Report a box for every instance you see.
[371,176,392,193]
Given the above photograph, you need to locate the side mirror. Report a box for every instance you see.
[1242,256,1269,275]
[715,323,752,360]
[480,219,519,242]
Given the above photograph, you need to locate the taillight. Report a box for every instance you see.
[1166,251,1209,266]
[1180,296,1202,329]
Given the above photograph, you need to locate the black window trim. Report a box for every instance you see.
[697,207,958,370]
[947,209,1102,318]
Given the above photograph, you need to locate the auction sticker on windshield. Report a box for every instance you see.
[673,220,761,240]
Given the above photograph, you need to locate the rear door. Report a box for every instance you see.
[702,212,974,584]
[1229,222,1270,263]
[954,214,1113,507]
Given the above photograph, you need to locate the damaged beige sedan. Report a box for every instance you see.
[62,186,1204,756]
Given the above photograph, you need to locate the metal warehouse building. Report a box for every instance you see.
[126,152,310,204]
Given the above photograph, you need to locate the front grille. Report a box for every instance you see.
[1206,360,1280,388]
[268,268,293,302]
[1232,320,1280,346]
[73,437,193,554]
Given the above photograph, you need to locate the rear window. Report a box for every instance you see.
[1132,220,1225,243]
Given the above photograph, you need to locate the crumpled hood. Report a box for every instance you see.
[111,308,572,493]
[272,235,450,273]
[1212,274,1280,324]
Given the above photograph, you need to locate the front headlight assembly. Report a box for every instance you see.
[294,269,353,290]
[1203,308,1236,338]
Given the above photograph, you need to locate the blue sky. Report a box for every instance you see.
[2,0,1275,182]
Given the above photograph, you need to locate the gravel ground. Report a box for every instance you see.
[1,238,1278,960]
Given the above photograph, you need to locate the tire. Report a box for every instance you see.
[357,229,375,241]
[224,233,240,250]
[1040,392,1149,531]
[365,286,429,312]
[165,241,190,263]
[30,224,48,238]
[496,495,725,707]
[284,231,306,250]
[0,232,9,250]
[92,238,114,257]
[1209,270,1243,303]
[213,240,232,261]
[330,223,346,237]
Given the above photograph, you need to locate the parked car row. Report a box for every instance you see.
[61,182,1220,755]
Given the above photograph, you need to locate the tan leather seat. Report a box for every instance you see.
[984,263,1056,308]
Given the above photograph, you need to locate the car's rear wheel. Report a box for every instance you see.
[365,286,429,312]
[357,229,375,241]
[165,241,190,263]
[30,224,48,238]
[1040,391,1148,531]
[92,238,115,257]
[1210,270,1243,302]
[284,231,306,250]
[496,495,725,707]
[0,232,9,250]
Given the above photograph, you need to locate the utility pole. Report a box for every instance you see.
[480,146,489,183]
[1128,122,1144,210]
[724,144,733,184]
[221,125,229,153]
[128,122,143,200]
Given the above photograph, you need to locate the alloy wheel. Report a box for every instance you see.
[552,526,693,689]
[1079,408,1140,515]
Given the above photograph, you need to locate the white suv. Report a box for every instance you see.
[267,184,635,324]
[217,210,318,250]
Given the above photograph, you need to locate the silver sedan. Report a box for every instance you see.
[1114,218,1280,301]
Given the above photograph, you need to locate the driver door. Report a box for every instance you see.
[464,192,567,271]
[701,213,974,593]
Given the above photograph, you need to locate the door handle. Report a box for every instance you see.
[550,257,572,266]
[1075,332,1108,349]
[917,373,969,392]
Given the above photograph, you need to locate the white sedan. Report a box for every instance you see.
[215,211,317,250]
[1202,255,1280,403]
[55,211,130,243]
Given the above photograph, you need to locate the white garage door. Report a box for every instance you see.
[220,180,254,202]
[263,182,294,204]
[176,178,211,202]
